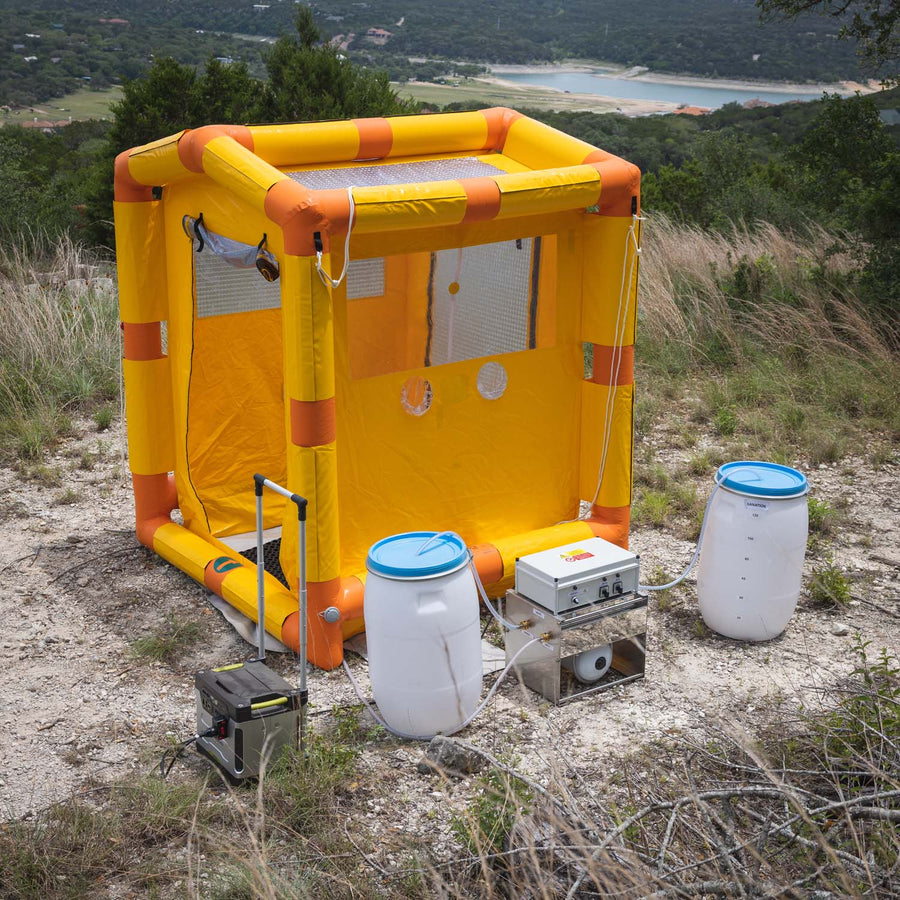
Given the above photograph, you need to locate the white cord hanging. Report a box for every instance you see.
[342,637,546,741]
[554,212,643,527]
[588,213,643,510]
[315,186,356,289]
[340,548,553,740]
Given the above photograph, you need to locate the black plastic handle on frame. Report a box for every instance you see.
[253,473,308,521]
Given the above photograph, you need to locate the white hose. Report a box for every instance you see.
[342,636,547,741]
[639,484,719,592]
[468,554,520,631]
[554,213,642,528]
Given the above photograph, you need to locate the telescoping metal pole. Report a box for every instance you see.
[254,482,266,661]
[253,474,309,752]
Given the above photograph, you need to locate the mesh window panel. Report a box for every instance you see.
[194,247,280,319]
[427,238,539,366]
[287,157,503,190]
[347,258,385,299]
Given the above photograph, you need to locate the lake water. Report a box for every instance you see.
[500,71,845,108]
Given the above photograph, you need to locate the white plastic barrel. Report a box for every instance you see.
[698,462,809,641]
[364,531,482,737]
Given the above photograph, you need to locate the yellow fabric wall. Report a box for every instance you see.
[331,216,583,576]
[164,179,287,538]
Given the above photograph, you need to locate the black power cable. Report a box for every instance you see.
[159,727,218,779]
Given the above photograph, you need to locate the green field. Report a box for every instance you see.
[2,86,123,126]
[395,77,624,113]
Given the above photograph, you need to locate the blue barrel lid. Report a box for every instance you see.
[367,531,469,578]
[716,461,808,497]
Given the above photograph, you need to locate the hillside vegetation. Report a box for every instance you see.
[1,8,897,463]
[0,0,868,110]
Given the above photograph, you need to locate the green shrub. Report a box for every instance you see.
[450,768,532,856]
[129,612,204,663]
[713,405,737,436]
[807,496,837,536]
[808,558,851,606]
[93,404,114,431]
[633,489,672,528]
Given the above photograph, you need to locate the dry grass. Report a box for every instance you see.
[640,217,894,363]
[4,645,895,898]
[0,234,118,460]
[634,216,900,466]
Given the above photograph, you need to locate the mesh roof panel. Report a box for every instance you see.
[287,157,504,190]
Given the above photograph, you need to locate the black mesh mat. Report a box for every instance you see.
[239,538,290,589]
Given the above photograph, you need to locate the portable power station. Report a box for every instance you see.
[194,659,304,781]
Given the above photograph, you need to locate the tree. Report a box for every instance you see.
[757,1,899,77]
[790,91,893,212]
[259,8,417,122]
[791,93,900,318]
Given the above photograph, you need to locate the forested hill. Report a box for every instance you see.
[341,0,862,81]
[2,0,865,107]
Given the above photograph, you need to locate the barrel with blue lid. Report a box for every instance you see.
[366,530,469,579]
[699,462,809,640]
[716,461,808,498]
[364,531,482,737]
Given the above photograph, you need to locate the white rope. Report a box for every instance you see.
[588,214,643,510]
[341,549,554,740]
[469,554,521,631]
[118,323,127,482]
[315,186,356,289]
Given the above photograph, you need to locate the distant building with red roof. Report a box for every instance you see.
[365,27,392,45]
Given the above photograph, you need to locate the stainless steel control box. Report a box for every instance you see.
[504,589,647,704]
[515,536,640,614]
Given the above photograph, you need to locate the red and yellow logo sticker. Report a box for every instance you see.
[560,548,594,563]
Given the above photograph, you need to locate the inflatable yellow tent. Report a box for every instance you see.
[114,108,641,670]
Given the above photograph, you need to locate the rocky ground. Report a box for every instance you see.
[1,415,898,879]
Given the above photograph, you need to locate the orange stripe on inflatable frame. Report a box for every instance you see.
[354,117,393,160]
[133,472,177,548]
[281,577,351,670]
[590,344,634,386]
[290,397,336,446]
[582,150,641,217]
[587,505,631,550]
[176,124,254,173]
[459,177,502,223]
[480,107,524,151]
[114,150,154,202]
[122,322,163,361]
